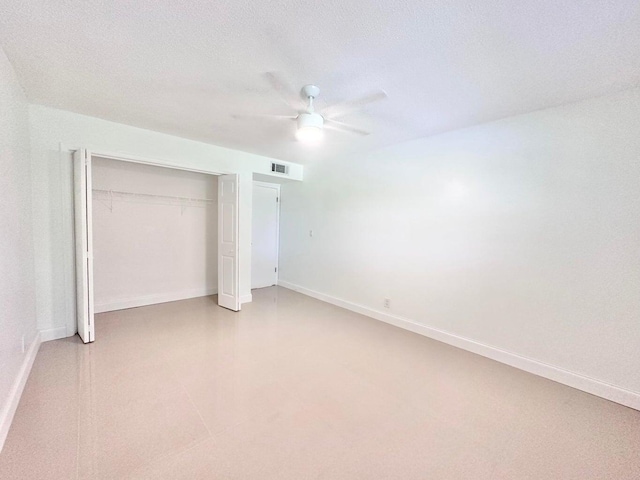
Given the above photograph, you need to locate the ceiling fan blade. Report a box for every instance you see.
[324,118,371,136]
[263,72,302,111]
[231,113,297,121]
[322,90,388,119]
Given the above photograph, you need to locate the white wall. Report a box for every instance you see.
[92,158,218,312]
[28,105,302,339]
[279,87,640,401]
[0,48,38,446]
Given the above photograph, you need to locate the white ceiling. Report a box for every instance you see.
[1,1,640,163]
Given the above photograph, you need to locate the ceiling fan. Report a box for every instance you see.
[236,72,387,144]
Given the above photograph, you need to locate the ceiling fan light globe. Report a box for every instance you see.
[296,126,323,144]
[296,112,324,144]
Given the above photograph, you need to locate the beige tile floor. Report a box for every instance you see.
[1,286,639,479]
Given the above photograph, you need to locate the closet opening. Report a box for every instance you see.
[73,149,240,343]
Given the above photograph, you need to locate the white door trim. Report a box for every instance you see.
[86,149,226,176]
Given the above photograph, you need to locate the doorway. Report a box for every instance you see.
[251,181,280,289]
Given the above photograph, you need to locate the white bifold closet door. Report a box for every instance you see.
[218,174,241,311]
[73,148,95,343]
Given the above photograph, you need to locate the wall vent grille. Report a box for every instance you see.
[271,163,288,175]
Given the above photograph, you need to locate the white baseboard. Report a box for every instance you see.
[40,326,68,342]
[240,293,253,304]
[95,288,218,313]
[0,332,41,453]
[277,280,640,411]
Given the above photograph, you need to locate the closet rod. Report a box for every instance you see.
[92,189,215,204]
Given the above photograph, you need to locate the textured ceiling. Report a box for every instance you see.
[1,1,640,163]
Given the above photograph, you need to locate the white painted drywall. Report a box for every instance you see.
[28,105,302,338]
[0,47,38,446]
[279,87,640,395]
[91,158,218,312]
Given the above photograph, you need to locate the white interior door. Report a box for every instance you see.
[251,183,279,289]
[73,148,95,343]
[218,174,241,311]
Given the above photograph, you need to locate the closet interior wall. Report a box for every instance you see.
[91,157,218,313]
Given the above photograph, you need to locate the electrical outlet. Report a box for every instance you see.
[384,298,391,309]
[309,230,313,237]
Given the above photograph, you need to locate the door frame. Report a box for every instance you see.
[251,181,281,289]
[71,148,239,340]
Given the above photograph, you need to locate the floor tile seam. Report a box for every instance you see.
[207,418,257,444]
[75,339,88,480]
[176,376,216,440]
[204,402,347,458]
[141,330,214,439]
[77,403,212,480]
[341,358,508,422]
[80,321,212,478]
[83,366,186,401]
[125,435,213,480]
[195,377,334,443]
[267,374,418,445]
[147,322,201,398]
[332,359,435,416]
[331,371,464,443]
[402,394,542,458]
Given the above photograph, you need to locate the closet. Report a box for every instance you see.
[91,157,219,313]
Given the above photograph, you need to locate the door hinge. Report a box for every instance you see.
[276,197,279,203]
[275,267,277,272]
